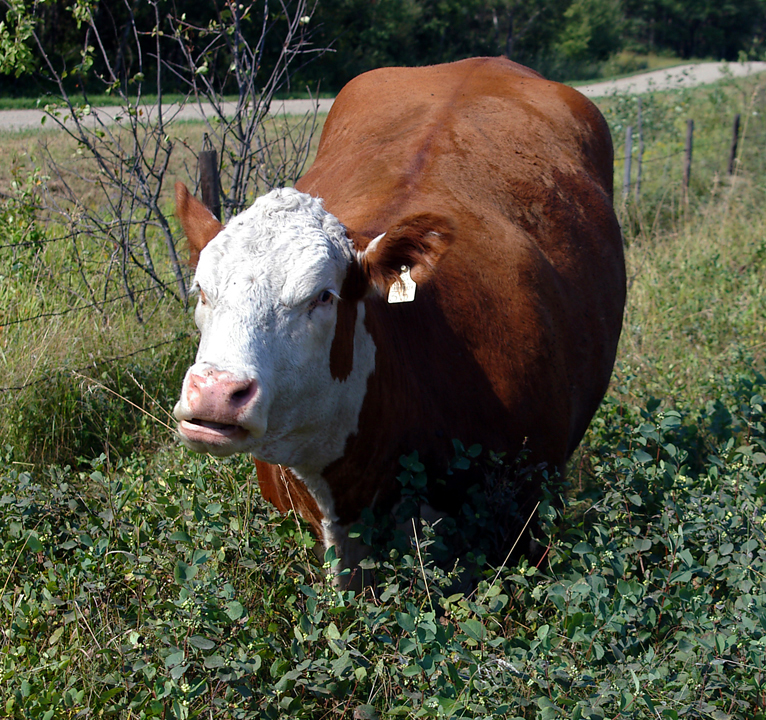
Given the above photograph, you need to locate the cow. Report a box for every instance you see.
[173,56,626,587]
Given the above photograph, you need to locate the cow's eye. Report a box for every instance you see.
[199,290,208,305]
[308,289,336,314]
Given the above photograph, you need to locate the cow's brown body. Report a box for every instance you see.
[250,57,625,549]
[174,57,625,582]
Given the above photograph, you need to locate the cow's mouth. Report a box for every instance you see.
[178,418,248,446]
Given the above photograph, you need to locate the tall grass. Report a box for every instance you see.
[0,161,197,463]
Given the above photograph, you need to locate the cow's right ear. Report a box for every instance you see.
[356,213,455,300]
[175,182,223,268]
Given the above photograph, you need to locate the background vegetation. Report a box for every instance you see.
[1,67,766,718]
[3,0,766,97]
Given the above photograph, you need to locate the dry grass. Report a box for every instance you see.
[0,112,326,463]
[0,113,326,211]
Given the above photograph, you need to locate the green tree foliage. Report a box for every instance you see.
[0,0,310,97]
[296,0,422,90]
[3,0,766,93]
[555,0,624,62]
[285,0,766,87]
[299,0,571,87]
[623,0,766,59]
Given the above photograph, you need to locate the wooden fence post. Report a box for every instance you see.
[728,113,741,176]
[635,97,644,202]
[199,147,222,221]
[683,119,694,201]
[622,125,633,202]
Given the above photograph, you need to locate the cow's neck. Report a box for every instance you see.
[288,299,377,520]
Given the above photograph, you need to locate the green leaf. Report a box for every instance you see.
[170,663,188,680]
[25,531,43,553]
[165,650,185,667]
[325,622,341,640]
[99,687,123,702]
[660,412,681,430]
[352,704,378,720]
[188,635,215,650]
[300,584,317,599]
[638,423,660,441]
[48,626,64,645]
[634,449,653,464]
[642,692,657,715]
[174,560,197,583]
[204,654,226,668]
[396,611,417,633]
[169,531,193,543]
[459,619,486,642]
[331,652,353,677]
[452,457,471,470]
[225,601,244,621]
[573,541,594,554]
[402,663,422,677]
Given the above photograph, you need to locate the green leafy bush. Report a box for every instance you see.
[2,367,765,719]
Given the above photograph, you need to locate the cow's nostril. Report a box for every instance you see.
[230,380,257,407]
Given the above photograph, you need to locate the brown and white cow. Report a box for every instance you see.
[173,56,626,584]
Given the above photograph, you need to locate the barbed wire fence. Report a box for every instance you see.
[614,95,766,210]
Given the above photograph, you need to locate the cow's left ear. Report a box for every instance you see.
[175,182,224,268]
[357,213,455,298]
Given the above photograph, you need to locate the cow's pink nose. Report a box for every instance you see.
[185,370,258,421]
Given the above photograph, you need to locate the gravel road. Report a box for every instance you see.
[0,97,336,132]
[576,61,766,97]
[1,61,764,132]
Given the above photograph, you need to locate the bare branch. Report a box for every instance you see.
[17,0,323,322]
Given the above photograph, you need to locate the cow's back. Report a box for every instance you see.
[297,57,625,476]
[298,57,614,232]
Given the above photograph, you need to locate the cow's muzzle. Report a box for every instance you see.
[175,368,260,451]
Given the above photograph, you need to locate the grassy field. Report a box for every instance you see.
[1,72,766,718]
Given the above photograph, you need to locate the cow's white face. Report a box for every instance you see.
[174,188,376,473]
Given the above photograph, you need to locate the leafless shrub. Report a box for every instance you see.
[22,0,323,316]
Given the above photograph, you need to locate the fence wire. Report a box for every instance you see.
[2,285,175,328]
[614,112,764,199]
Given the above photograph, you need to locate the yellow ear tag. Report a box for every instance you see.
[387,266,417,304]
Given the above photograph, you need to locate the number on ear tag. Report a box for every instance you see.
[387,266,417,304]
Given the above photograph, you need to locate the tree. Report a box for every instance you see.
[295,0,571,88]
[555,0,624,62]
[623,0,766,59]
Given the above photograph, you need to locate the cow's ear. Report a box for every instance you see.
[175,182,223,268]
[358,213,454,298]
